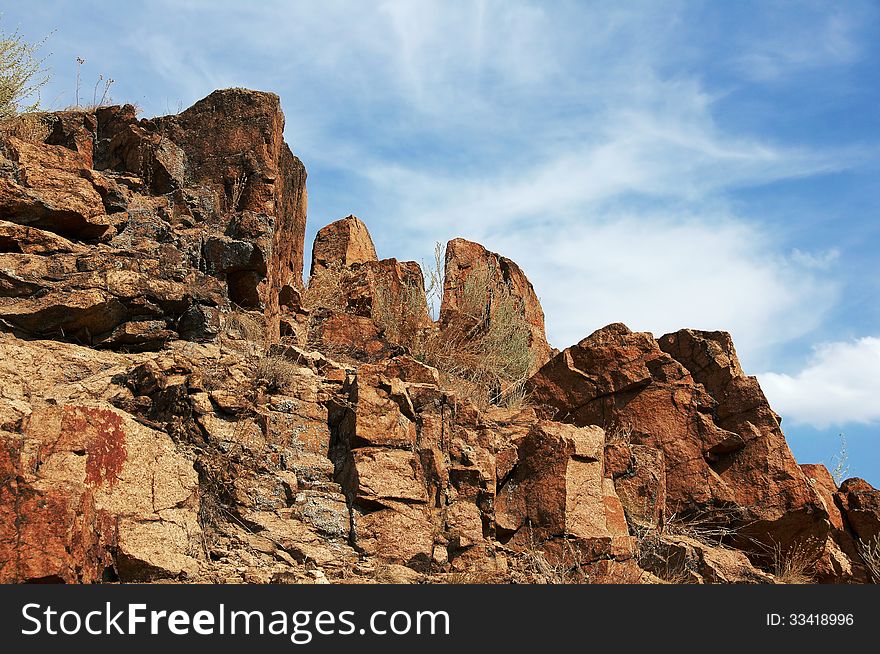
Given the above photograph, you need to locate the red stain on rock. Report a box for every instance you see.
[62,406,127,487]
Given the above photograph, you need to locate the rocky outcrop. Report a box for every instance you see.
[836,478,880,544]
[304,218,431,360]
[329,356,633,573]
[1,88,306,348]
[527,324,831,559]
[1,87,876,584]
[310,215,377,276]
[440,238,551,374]
[800,464,868,583]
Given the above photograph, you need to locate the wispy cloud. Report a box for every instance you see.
[14,0,876,387]
[731,6,866,82]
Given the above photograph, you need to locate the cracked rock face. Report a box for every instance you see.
[0,336,200,582]
[1,88,878,585]
[1,88,306,348]
[527,324,837,561]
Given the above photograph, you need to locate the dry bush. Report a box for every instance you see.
[442,569,502,584]
[0,25,49,120]
[372,278,431,348]
[0,111,49,141]
[254,354,299,392]
[222,171,248,217]
[302,242,533,410]
[416,247,533,410]
[511,526,590,584]
[606,422,633,444]
[424,241,445,320]
[663,506,747,547]
[629,526,698,584]
[302,265,347,312]
[857,534,880,583]
[68,57,115,110]
[829,432,850,486]
[224,309,264,340]
[771,540,816,584]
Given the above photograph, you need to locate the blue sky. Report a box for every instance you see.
[5,1,879,484]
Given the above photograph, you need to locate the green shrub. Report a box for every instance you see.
[0,24,49,120]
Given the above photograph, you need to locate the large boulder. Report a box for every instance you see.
[836,478,880,544]
[495,421,632,561]
[310,214,378,276]
[527,323,830,555]
[0,335,201,582]
[153,89,308,332]
[0,135,113,239]
[1,89,309,347]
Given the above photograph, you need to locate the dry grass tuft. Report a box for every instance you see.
[0,111,49,141]
[415,246,534,410]
[254,354,299,392]
[857,534,880,583]
[771,540,816,584]
[511,526,590,584]
[663,506,747,547]
[442,569,502,584]
[302,242,533,410]
[302,264,348,312]
[224,309,265,342]
[221,309,266,358]
[371,278,431,348]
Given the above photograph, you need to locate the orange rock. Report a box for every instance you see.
[310,215,377,275]
[614,445,666,528]
[496,421,631,558]
[440,238,551,374]
[0,136,111,239]
[837,478,880,543]
[528,323,830,554]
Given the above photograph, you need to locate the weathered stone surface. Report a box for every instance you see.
[0,89,312,349]
[441,238,551,374]
[0,220,86,254]
[837,478,880,543]
[306,218,431,357]
[95,90,306,335]
[0,336,201,582]
[0,257,225,346]
[528,323,829,555]
[0,136,112,239]
[640,534,775,584]
[155,89,307,329]
[310,311,399,362]
[343,447,427,504]
[346,259,432,328]
[495,421,631,560]
[353,502,434,568]
[310,214,377,275]
[0,110,97,166]
[614,444,667,528]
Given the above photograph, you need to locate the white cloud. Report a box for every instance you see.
[25,0,867,377]
[790,248,840,270]
[759,338,880,428]
[732,8,864,82]
[491,215,838,360]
